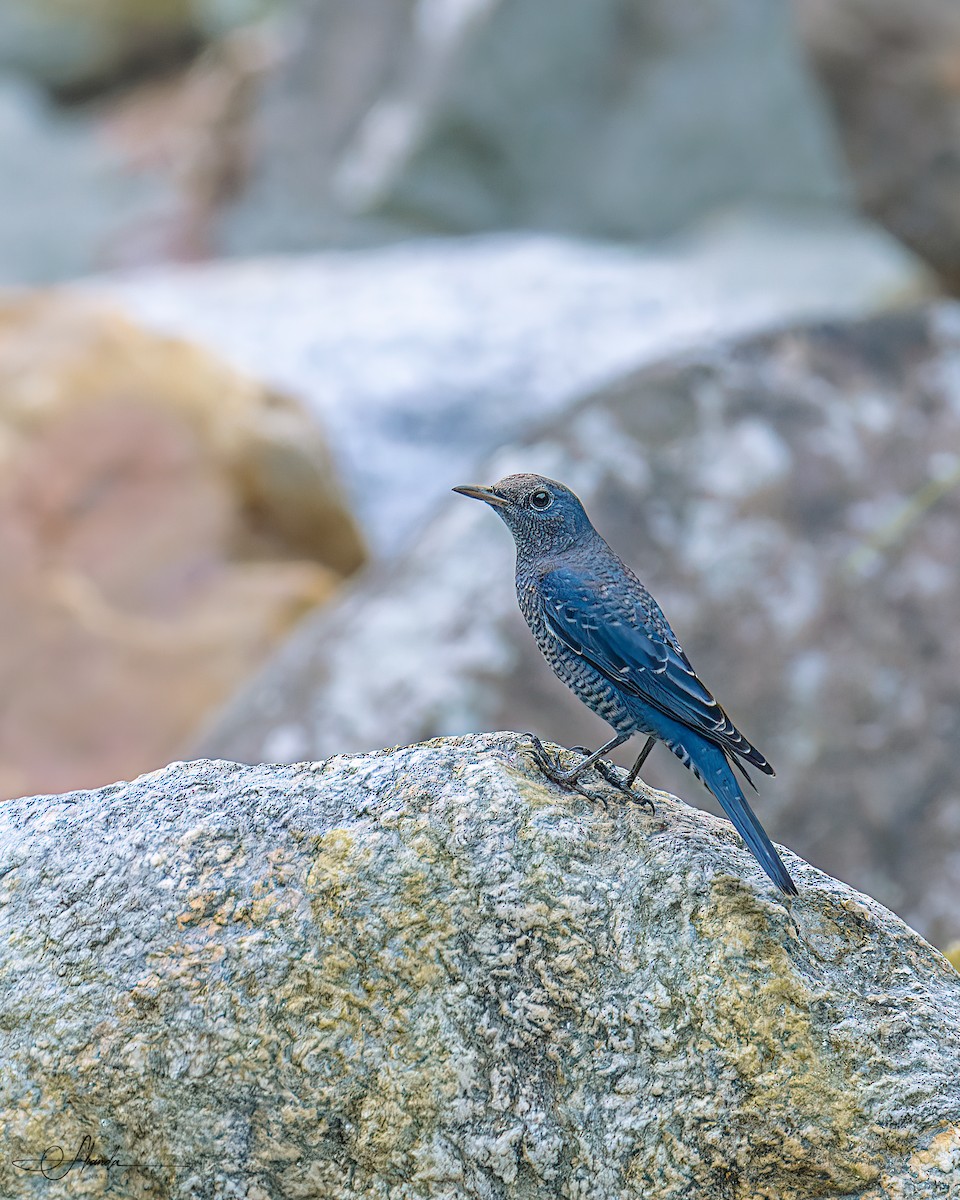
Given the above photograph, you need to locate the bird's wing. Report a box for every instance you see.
[539,567,773,775]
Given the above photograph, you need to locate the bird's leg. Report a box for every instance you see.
[563,747,612,811]
[566,746,647,811]
[569,739,657,814]
[625,737,656,788]
[566,732,633,780]
[529,735,567,780]
[529,736,619,809]
[530,732,631,786]
[529,734,655,813]
[594,758,656,813]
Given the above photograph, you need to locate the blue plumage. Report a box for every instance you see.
[453,472,797,896]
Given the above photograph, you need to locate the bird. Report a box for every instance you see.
[453,472,797,896]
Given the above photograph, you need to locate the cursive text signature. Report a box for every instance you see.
[13,1134,122,1179]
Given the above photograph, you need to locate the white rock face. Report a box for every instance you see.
[1,737,958,1199]
[86,221,923,552]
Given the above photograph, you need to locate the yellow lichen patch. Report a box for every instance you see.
[305,828,369,897]
[692,886,882,1196]
[942,942,960,973]
[862,1128,960,1200]
[908,1124,960,1181]
[298,822,472,1180]
[306,825,452,991]
[175,888,224,929]
[507,767,562,811]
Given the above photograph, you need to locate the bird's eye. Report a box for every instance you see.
[529,489,553,511]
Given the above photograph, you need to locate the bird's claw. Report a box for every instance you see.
[592,759,656,814]
[528,735,577,788]
[527,736,655,813]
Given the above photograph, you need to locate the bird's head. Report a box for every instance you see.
[452,473,595,555]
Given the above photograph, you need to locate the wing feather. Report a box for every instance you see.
[540,568,773,776]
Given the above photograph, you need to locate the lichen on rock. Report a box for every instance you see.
[0,733,957,1198]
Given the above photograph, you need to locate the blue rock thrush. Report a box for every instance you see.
[453,472,797,895]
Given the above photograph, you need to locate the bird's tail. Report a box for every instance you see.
[676,736,798,896]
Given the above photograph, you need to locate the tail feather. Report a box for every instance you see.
[675,737,798,896]
[730,754,758,793]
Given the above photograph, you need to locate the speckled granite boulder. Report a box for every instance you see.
[1,735,959,1199]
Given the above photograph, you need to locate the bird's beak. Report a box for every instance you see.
[452,484,509,507]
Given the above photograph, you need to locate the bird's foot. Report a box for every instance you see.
[591,758,656,814]
[528,737,655,813]
[567,746,616,811]
[528,735,582,788]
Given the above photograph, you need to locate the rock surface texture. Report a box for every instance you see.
[0,736,958,1199]
[200,303,960,947]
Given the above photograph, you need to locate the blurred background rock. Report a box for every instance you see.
[0,0,958,945]
[0,292,362,797]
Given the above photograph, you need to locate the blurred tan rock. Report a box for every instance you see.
[0,0,266,98]
[0,293,363,799]
[0,0,199,98]
[796,0,960,294]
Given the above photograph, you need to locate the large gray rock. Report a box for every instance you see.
[1,736,959,1198]
[88,221,923,554]
[199,303,960,947]
[222,0,853,251]
[797,0,960,295]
